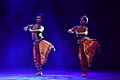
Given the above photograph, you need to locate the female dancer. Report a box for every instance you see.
[68,15,100,77]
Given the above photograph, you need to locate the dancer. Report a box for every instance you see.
[23,13,55,75]
[68,15,100,77]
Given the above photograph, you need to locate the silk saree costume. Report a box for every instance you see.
[71,26,100,73]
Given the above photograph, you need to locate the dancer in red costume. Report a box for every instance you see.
[68,15,100,77]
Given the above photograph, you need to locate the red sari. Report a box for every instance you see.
[71,26,100,73]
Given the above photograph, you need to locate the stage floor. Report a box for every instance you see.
[0,71,120,80]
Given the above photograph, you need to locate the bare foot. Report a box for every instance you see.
[36,71,43,75]
[81,73,88,77]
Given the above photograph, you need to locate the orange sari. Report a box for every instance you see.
[70,26,100,72]
[78,38,100,68]
[33,40,54,68]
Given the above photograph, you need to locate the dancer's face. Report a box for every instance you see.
[36,16,43,24]
[80,18,86,26]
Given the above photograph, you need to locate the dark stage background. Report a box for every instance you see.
[0,0,120,72]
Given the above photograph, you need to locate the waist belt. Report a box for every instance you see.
[33,38,43,45]
[77,36,88,44]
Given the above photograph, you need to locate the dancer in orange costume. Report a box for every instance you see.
[68,15,100,77]
[23,13,55,75]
